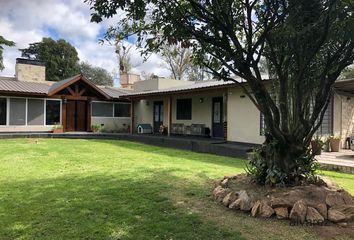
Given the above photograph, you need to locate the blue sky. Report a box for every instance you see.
[0,0,170,85]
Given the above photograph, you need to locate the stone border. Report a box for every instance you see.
[213,176,354,226]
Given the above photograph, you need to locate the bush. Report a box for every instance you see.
[246,147,320,187]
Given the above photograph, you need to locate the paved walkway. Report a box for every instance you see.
[316,150,354,174]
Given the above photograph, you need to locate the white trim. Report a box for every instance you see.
[25,98,28,126]
[0,96,61,127]
[91,116,130,119]
[6,97,9,126]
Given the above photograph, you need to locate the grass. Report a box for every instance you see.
[0,139,353,240]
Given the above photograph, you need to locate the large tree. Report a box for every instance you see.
[160,43,210,81]
[79,61,114,86]
[0,36,15,71]
[20,38,79,81]
[87,0,354,185]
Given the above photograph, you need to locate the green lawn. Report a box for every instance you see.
[0,139,353,240]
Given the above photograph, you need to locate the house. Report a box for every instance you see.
[123,77,354,148]
[0,58,131,133]
[2,58,354,150]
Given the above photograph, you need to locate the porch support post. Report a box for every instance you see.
[61,97,67,132]
[130,98,134,134]
[167,95,172,136]
[86,98,92,132]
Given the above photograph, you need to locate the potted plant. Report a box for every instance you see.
[311,135,323,155]
[52,124,64,134]
[91,124,102,133]
[330,135,341,152]
[323,136,331,152]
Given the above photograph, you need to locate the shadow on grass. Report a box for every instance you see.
[87,139,247,169]
[0,169,244,240]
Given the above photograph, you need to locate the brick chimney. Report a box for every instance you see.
[120,73,140,89]
[15,58,46,82]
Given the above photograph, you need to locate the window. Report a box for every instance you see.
[9,98,26,125]
[0,98,6,125]
[92,102,113,117]
[260,113,266,135]
[114,103,130,117]
[318,99,333,135]
[27,99,44,125]
[176,99,192,120]
[46,100,60,125]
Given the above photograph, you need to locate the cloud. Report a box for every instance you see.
[0,0,170,85]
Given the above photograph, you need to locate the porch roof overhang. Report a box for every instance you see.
[122,80,240,99]
[333,79,354,97]
[47,74,111,100]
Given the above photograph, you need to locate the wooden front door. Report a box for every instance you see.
[153,101,164,133]
[66,100,87,132]
[212,97,224,138]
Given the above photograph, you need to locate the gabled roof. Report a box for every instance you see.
[47,74,111,100]
[0,74,128,100]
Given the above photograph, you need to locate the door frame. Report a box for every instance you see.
[212,97,224,138]
[153,101,164,133]
[63,100,90,132]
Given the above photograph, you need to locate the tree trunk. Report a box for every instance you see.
[256,133,314,186]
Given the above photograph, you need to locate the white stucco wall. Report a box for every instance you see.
[0,126,53,132]
[91,117,130,132]
[133,90,226,134]
[227,87,265,144]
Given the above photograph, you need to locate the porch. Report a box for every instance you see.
[316,150,354,174]
[130,89,228,139]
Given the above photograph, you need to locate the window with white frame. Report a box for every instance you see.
[114,103,130,117]
[9,98,26,125]
[45,100,61,125]
[0,98,6,125]
[27,99,45,125]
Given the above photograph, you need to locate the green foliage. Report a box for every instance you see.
[246,147,320,187]
[91,123,103,132]
[79,62,113,86]
[52,124,63,130]
[20,38,79,81]
[341,65,354,79]
[0,139,353,239]
[0,36,15,71]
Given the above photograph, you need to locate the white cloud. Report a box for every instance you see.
[0,0,170,85]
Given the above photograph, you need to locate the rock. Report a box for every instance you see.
[331,205,354,221]
[337,222,348,227]
[271,197,292,208]
[315,203,327,220]
[229,190,252,211]
[274,207,288,219]
[222,192,238,207]
[220,178,229,187]
[326,192,345,207]
[251,200,261,217]
[306,207,324,223]
[328,209,347,223]
[259,201,275,218]
[340,190,354,205]
[321,176,340,190]
[213,186,223,196]
[213,186,231,202]
[290,200,307,224]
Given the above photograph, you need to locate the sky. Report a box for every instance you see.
[0,0,170,85]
